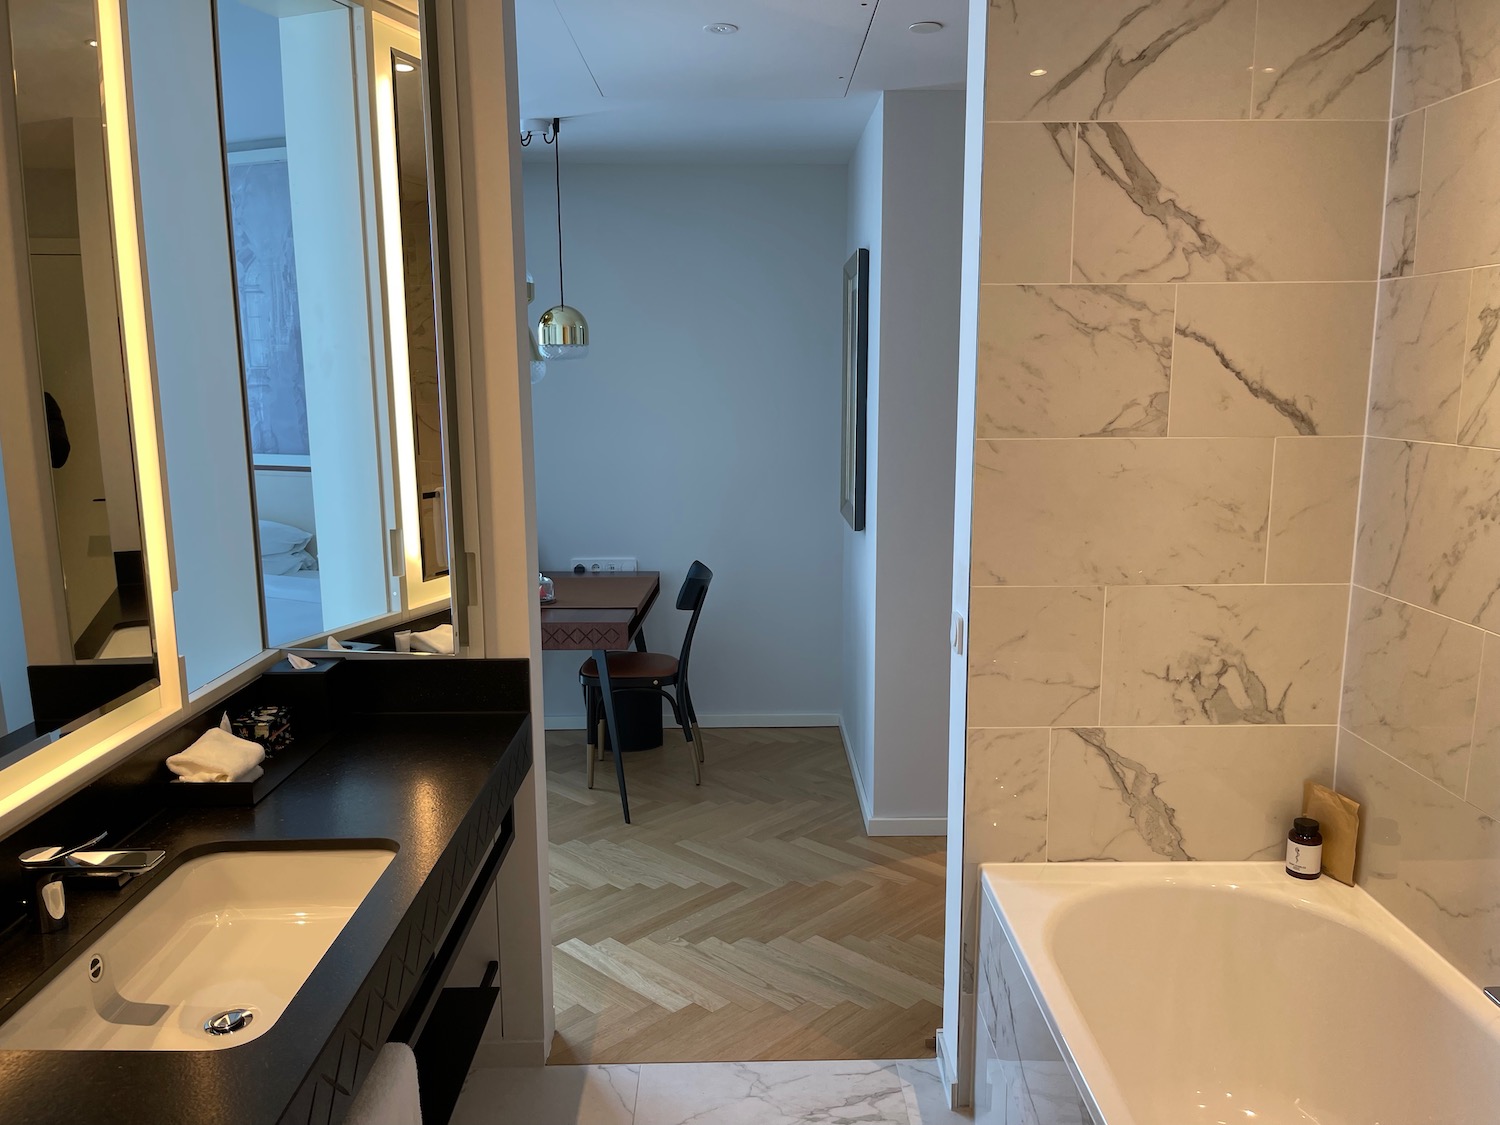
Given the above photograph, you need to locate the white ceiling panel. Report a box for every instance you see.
[848,0,967,92]
[552,0,877,100]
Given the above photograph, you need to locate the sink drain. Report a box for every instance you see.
[204,1008,255,1036]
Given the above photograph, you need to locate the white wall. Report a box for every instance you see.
[841,91,965,835]
[842,100,883,818]
[523,162,847,727]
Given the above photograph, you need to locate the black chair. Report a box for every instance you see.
[579,561,712,819]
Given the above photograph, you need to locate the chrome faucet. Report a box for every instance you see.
[1487,986,1500,1008]
[19,833,165,933]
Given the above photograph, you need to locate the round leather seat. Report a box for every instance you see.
[579,651,680,684]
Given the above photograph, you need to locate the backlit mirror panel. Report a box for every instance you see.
[0,0,157,758]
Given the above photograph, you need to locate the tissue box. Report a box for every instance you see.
[231,704,293,756]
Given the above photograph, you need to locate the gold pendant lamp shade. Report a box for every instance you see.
[537,116,590,360]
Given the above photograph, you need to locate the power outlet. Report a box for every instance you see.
[570,557,638,575]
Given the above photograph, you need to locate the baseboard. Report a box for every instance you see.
[467,1038,549,1069]
[837,717,876,832]
[543,712,840,731]
[867,814,947,836]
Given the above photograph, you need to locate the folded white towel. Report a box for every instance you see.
[167,725,265,783]
[328,636,348,651]
[287,653,315,670]
[409,624,454,655]
[345,1042,422,1125]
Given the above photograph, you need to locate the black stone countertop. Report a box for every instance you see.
[0,711,530,1125]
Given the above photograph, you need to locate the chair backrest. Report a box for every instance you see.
[675,561,713,680]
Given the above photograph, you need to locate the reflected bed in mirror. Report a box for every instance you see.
[0,0,157,761]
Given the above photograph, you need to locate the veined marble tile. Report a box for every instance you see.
[1381,111,1424,278]
[1073,122,1386,283]
[1415,83,1500,275]
[971,438,1273,586]
[1337,730,1500,988]
[450,1064,639,1125]
[1342,586,1482,794]
[1459,265,1500,447]
[897,1059,970,1125]
[1099,584,1347,725]
[969,587,1104,726]
[984,0,1255,123]
[976,284,1174,438]
[1368,273,1468,441]
[1267,436,1363,583]
[1354,437,1500,630]
[1392,0,1500,116]
[981,123,1075,285]
[1169,282,1376,437]
[965,728,1050,865]
[632,1060,909,1125]
[1465,634,1500,817]
[1048,726,1335,861]
[1251,0,1397,120]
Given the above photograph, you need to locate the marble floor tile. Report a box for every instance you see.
[1073,121,1386,283]
[1266,436,1362,584]
[1354,436,1500,630]
[984,0,1255,122]
[897,1059,968,1125]
[1251,0,1396,121]
[1100,584,1347,726]
[1415,82,1500,275]
[1342,586,1483,795]
[1336,730,1500,988]
[631,1060,910,1125]
[1381,111,1424,279]
[450,1063,639,1125]
[1392,0,1500,116]
[1458,265,1500,448]
[1048,725,1335,861]
[968,586,1104,727]
[1169,282,1376,437]
[981,124,1075,285]
[971,437,1273,587]
[965,728,1050,866]
[976,284,1174,438]
[1367,273,1468,442]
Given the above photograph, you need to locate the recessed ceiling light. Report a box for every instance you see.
[394,60,415,72]
[908,21,943,33]
[1028,68,1048,77]
[704,22,738,35]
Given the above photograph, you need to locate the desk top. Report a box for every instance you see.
[542,571,660,611]
[540,571,660,651]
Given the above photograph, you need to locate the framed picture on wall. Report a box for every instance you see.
[841,248,869,531]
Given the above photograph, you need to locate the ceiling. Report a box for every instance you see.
[515,0,967,162]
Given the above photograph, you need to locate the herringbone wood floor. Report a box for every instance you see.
[545,726,945,1065]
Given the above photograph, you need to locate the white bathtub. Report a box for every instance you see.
[976,862,1500,1125]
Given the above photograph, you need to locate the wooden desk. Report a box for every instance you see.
[540,571,660,822]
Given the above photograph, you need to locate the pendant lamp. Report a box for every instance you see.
[537,117,589,360]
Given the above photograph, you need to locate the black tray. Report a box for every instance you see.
[161,730,332,808]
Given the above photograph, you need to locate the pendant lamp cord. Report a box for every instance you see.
[553,117,565,308]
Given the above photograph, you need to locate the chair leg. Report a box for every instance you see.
[584,686,596,790]
[682,683,705,764]
[692,722,706,765]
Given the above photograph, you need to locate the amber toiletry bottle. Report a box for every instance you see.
[1286,816,1323,881]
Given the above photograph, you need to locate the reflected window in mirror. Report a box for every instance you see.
[215,0,398,648]
[0,0,157,759]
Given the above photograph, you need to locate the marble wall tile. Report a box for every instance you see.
[1464,634,1500,817]
[1458,265,1500,447]
[971,438,1273,586]
[976,284,1175,438]
[1337,730,1500,988]
[1342,587,1483,792]
[1073,122,1387,283]
[1381,111,1424,278]
[1393,0,1500,116]
[1100,584,1347,725]
[984,0,1255,123]
[969,588,1104,726]
[1415,83,1500,275]
[965,729,1051,865]
[1354,437,1500,630]
[981,124,1076,285]
[1367,273,1468,441]
[1251,0,1397,121]
[897,1060,972,1125]
[633,1061,910,1125]
[1169,283,1376,437]
[1266,437,1364,584]
[1048,726,1335,861]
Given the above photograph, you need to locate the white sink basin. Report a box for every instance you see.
[0,847,395,1051]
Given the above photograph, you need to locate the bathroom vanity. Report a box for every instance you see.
[0,657,530,1125]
